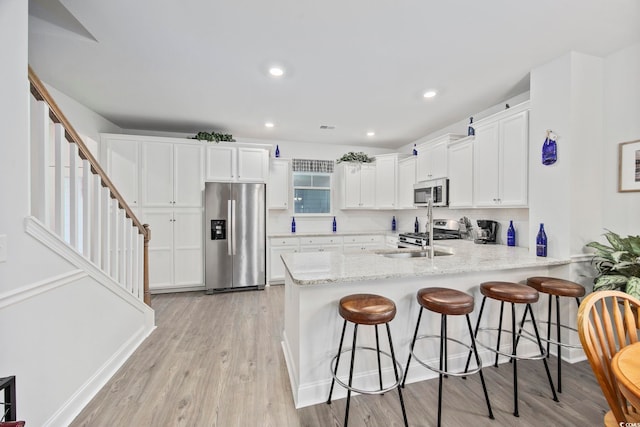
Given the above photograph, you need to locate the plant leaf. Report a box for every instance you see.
[605,230,630,252]
[593,274,628,291]
[625,276,640,300]
[628,235,640,255]
[586,241,614,254]
[611,251,631,264]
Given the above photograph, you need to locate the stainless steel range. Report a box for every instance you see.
[398,219,461,248]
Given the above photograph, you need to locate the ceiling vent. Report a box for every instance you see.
[319,125,336,130]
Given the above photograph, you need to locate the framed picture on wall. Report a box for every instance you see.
[619,139,640,192]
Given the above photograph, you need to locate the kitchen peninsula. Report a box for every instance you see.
[280,240,571,408]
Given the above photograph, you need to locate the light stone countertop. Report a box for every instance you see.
[268,230,401,238]
[280,239,570,286]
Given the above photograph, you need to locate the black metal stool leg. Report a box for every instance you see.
[528,304,559,402]
[546,294,552,358]
[495,301,505,368]
[328,319,348,404]
[386,323,409,427]
[443,314,449,378]
[344,324,359,427]
[555,295,562,393]
[466,314,494,420]
[511,302,519,417]
[464,296,487,375]
[512,306,528,363]
[437,314,445,427]
[375,325,383,392]
[403,307,423,388]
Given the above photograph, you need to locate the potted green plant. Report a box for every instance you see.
[586,230,640,299]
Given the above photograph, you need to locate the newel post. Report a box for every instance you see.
[143,224,151,306]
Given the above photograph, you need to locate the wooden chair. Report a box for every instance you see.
[577,290,640,426]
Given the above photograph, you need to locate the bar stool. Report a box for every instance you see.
[464,281,559,417]
[326,293,408,427]
[403,287,493,427]
[518,276,585,393]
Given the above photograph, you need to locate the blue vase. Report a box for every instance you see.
[542,136,557,165]
[536,223,547,257]
[275,145,280,158]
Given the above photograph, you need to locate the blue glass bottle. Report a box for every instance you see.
[536,223,547,257]
[542,135,557,165]
[332,216,337,233]
[468,117,475,136]
[414,217,419,233]
[391,216,397,231]
[291,216,296,233]
[412,144,418,156]
[275,145,280,158]
[507,220,516,247]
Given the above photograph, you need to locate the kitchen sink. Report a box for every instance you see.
[381,249,454,259]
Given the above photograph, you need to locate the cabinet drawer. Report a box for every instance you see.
[343,235,384,244]
[270,237,299,247]
[299,236,343,245]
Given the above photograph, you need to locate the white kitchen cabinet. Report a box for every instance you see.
[205,145,269,182]
[416,134,463,182]
[299,236,343,253]
[140,142,203,208]
[473,102,529,207]
[102,135,139,207]
[343,235,385,252]
[143,208,203,291]
[397,157,417,208]
[268,237,299,284]
[268,158,290,209]
[375,154,408,209]
[340,163,376,209]
[447,136,474,208]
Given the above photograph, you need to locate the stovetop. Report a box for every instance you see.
[400,232,461,241]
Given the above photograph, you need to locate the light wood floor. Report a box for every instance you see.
[71,286,610,426]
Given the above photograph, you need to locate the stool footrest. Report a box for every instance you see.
[475,327,548,360]
[519,320,582,349]
[410,335,482,377]
[329,346,403,395]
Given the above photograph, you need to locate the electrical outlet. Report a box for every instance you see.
[0,235,7,263]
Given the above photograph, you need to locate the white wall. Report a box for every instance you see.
[603,42,640,236]
[1,3,153,426]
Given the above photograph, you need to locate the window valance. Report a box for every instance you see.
[291,159,334,173]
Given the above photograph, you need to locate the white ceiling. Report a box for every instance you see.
[28,0,640,149]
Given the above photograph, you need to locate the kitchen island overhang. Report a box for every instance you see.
[281,241,573,409]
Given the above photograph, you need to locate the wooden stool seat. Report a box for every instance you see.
[418,287,474,315]
[526,276,586,298]
[339,293,396,325]
[480,281,539,304]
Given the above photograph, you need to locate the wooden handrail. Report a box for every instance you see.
[28,66,151,306]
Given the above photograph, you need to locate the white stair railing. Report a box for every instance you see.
[28,67,150,305]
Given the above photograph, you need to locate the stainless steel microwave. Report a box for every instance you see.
[414,178,449,207]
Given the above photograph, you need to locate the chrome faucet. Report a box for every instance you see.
[427,198,434,259]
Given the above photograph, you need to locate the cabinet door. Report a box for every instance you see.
[416,147,429,182]
[375,157,396,208]
[141,142,174,207]
[237,147,268,182]
[143,209,174,289]
[473,122,500,207]
[430,141,448,179]
[359,164,376,208]
[299,244,342,253]
[105,138,139,206]
[173,209,203,286]
[448,139,473,208]
[205,145,236,181]
[499,111,528,206]
[398,157,416,208]
[174,144,203,207]
[343,163,362,208]
[268,159,289,209]
[269,246,298,283]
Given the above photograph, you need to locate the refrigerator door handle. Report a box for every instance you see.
[227,200,232,255]
[231,199,237,255]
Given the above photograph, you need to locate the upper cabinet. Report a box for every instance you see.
[268,158,290,209]
[141,142,204,207]
[473,102,529,207]
[375,154,407,209]
[205,145,269,182]
[415,134,464,181]
[397,157,417,209]
[339,162,376,209]
[447,136,474,208]
[102,135,140,207]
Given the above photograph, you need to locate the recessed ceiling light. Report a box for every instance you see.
[367,131,375,137]
[265,122,275,128]
[269,67,284,77]
[423,90,437,98]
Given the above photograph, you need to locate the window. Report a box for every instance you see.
[293,172,331,214]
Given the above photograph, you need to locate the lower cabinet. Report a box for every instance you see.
[268,237,300,284]
[342,235,385,252]
[299,236,343,253]
[142,208,203,291]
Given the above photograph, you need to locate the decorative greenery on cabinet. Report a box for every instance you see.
[192,131,235,142]
[336,152,375,163]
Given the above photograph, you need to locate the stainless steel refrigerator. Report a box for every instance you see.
[204,182,266,293]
